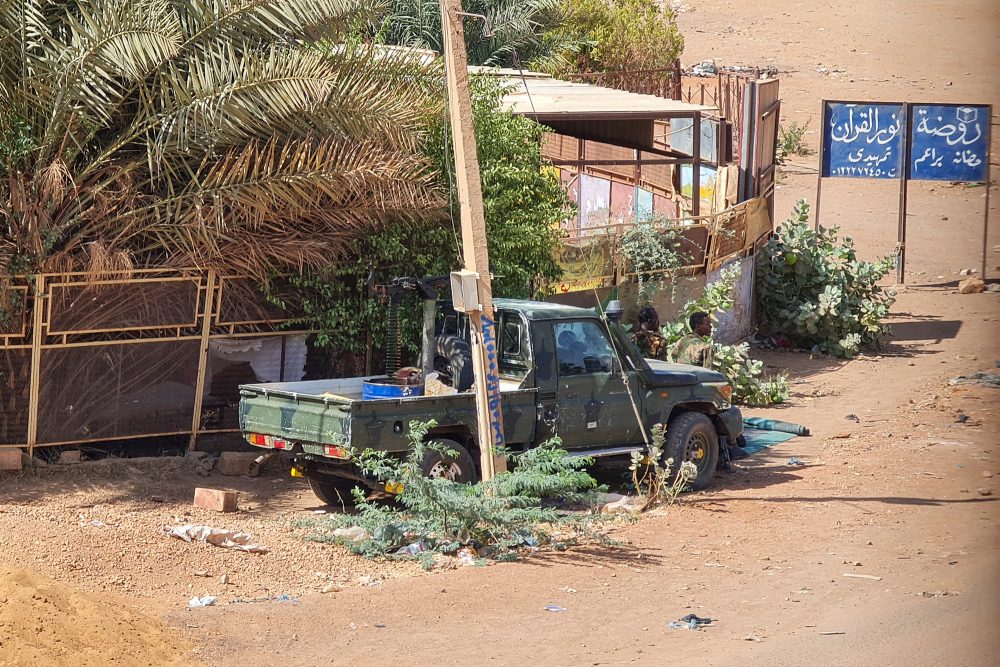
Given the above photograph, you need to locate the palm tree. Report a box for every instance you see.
[380,0,560,66]
[0,0,444,281]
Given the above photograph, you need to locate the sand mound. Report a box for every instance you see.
[0,567,196,666]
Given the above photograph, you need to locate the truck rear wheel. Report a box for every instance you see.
[421,439,477,483]
[308,477,361,507]
[664,412,719,491]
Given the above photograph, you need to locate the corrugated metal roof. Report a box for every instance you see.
[470,67,716,120]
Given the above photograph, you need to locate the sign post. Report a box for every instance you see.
[817,101,991,284]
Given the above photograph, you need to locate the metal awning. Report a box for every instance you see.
[470,67,717,154]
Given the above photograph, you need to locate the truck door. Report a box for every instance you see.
[545,319,640,449]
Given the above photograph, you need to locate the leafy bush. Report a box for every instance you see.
[776,119,811,166]
[303,421,602,561]
[619,220,686,303]
[756,201,896,358]
[542,0,684,76]
[661,264,789,406]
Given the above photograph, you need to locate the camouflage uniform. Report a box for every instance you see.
[633,330,669,361]
[671,334,713,368]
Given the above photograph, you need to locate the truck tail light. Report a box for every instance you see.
[720,385,732,401]
[247,434,288,449]
[323,445,350,459]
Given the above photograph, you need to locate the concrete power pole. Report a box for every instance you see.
[439,0,508,479]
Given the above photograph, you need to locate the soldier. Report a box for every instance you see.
[632,306,668,360]
[672,311,714,368]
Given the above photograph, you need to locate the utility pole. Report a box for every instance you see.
[439,0,507,479]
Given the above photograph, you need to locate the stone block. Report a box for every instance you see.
[958,277,985,294]
[217,452,261,477]
[194,487,238,513]
[0,449,22,471]
[58,450,82,465]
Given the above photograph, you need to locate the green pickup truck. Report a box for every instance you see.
[238,299,743,504]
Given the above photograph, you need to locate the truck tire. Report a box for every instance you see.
[421,439,477,483]
[664,412,719,491]
[308,477,361,507]
[434,335,474,392]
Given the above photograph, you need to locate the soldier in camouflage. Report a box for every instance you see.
[632,306,668,360]
[672,311,714,367]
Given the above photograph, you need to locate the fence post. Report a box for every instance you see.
[25,275,45,457]
[188,269,216,451]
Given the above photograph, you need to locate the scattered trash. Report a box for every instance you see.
[188,596,217,609]
[842,573,882,581]
[321,582,341,594]
[164,524,269,554]
[920,590,956,598]
[744,633,764,642]
[559,587,577,593]
[948,372,1000,388]
[787,457,806,466]
[228,594,299,605]
[955,414,970,423]
[333,526,370,543]
[456,546,479,565]
[819,631,846,636]
[669,614,713,630]
[219,574,229,585]
[89,519,106,528]
[977,488,993,497]
[690,60,717,77]
[357,575,382,587]
[192,570,210,578]
[845,414,860,422]
[394,542,428,556]
[544,604,567,612]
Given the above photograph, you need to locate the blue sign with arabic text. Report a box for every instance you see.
[909,104,989,182]
[822,102,905,179]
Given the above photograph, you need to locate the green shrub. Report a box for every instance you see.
[619,220,686,303]
[756,201,896,358]
[302,421,602,560]
[776,119,811,166]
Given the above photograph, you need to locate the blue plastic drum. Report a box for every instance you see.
[362,377,424,401]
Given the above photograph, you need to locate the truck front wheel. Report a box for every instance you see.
[308,477,361,507]
[664,412,719,491]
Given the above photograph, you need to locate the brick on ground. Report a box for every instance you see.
[58,450,82,465]
[0,449,21,471]
[194,487,238,512]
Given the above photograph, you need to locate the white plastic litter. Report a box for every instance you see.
[165,524,269,553]
[188,596,217,608]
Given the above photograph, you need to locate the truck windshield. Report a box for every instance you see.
[553,320,614,376]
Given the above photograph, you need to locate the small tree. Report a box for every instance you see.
[541,0,684,76]
[271,76,568,365]
[756,201,896,358]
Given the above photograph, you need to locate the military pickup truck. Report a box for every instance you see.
[239,299,743,504]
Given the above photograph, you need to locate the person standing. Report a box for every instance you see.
[672,311,714,368]
[632,306,668,360]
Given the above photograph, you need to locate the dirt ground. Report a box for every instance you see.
[2,1,999,665]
